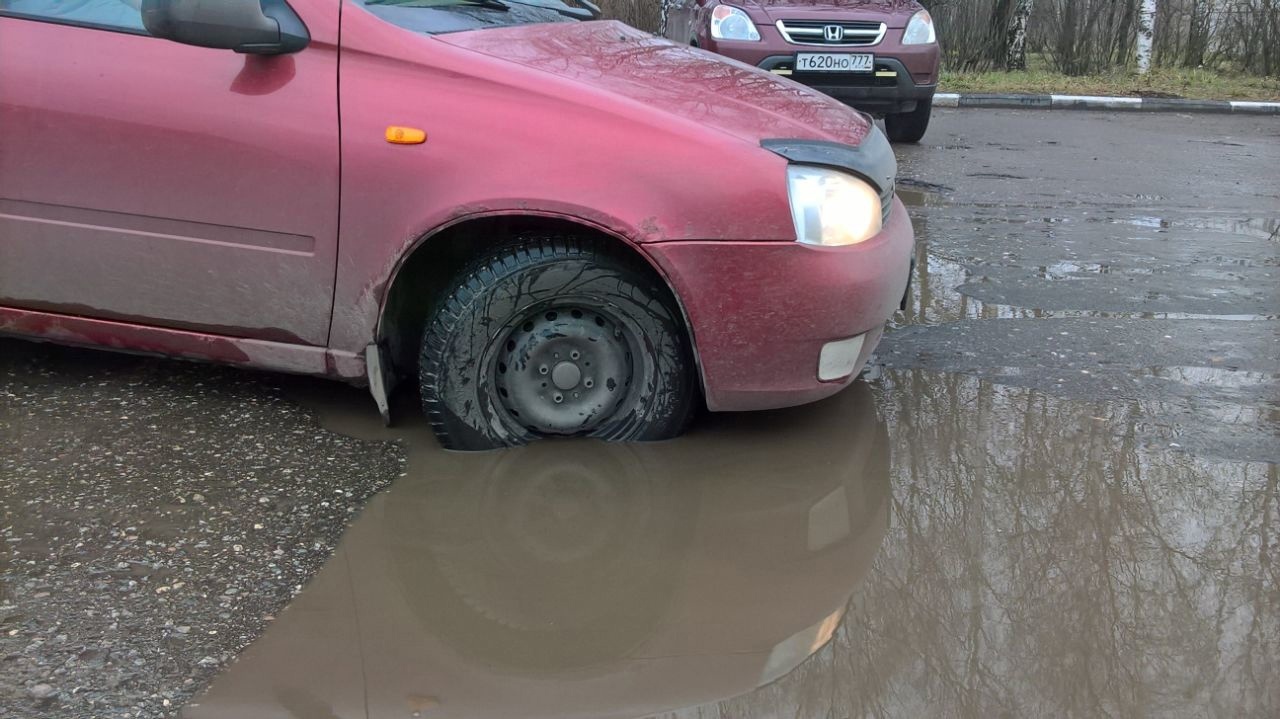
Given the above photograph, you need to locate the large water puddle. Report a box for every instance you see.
[185,372,1278,718]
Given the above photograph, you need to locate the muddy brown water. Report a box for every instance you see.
[181,368,1278,718]
[184,381,892,719]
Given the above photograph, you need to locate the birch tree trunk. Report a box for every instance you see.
[1007,0,1034,70]
[1136,0,1158,73]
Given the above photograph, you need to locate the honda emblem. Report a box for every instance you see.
[823,25,844,42]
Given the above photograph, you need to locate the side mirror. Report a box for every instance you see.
[141,0,310,55]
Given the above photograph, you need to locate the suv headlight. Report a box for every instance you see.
[902,9,936,45]
[710,5,760,42]
[787,166,883,247]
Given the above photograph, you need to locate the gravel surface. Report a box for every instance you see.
[0,343,405,718]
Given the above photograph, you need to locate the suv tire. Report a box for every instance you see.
[885,98,932,143]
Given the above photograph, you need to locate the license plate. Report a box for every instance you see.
[795,53,874,72]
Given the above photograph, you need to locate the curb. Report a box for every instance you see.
[933,92,1280,115]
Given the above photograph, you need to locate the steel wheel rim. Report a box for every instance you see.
[495,305,634,435]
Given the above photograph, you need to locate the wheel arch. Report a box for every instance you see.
[375,212,707,397]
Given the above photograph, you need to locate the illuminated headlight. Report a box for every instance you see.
[903,10,936,45]
[786,166,883,247]
[710,5,760,42]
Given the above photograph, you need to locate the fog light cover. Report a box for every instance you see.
[818,334,866,381]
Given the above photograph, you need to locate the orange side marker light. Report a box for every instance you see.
[386,126,427,145]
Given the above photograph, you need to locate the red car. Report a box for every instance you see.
[664,0,941,142]
[0,0,913,450]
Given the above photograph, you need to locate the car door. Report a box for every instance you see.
[0,0,340,346]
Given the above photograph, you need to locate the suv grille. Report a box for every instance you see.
[775,20,886,46]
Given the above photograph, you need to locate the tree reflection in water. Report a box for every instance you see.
[663,370,1278,718]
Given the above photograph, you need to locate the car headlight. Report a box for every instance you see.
[902,9,936,45]
[710,5,760,42]
[787,166,883,247]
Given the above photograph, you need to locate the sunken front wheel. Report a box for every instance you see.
[419,235,697,451]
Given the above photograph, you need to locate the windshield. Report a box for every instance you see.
[357,0,599,34]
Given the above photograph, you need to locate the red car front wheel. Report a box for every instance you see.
[419,235,697,450]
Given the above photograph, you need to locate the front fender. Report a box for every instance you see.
[328,9,797,353]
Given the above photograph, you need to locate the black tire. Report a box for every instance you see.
[419,235,696,451]
[885,98,932,143]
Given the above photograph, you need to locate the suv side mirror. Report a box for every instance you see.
[141,0,310,55]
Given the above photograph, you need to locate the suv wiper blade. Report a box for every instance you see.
[367,0,509,11]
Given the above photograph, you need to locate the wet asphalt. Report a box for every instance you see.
[2,109,1278,718]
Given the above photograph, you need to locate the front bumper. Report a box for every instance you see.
[703,28,940,115]
[758,57,936,115]
[645,197,914,412]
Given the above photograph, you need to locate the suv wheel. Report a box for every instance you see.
[885,98,932,143]
[419,235,697,450]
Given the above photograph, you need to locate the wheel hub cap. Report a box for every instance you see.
[496,308,632,435]
[551,361,581,391]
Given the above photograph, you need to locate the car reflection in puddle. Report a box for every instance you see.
[184,383,891,719]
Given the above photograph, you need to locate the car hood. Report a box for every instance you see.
[745,0,921,26]
[437,21,873,148]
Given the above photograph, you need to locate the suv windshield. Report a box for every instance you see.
[359,0,599,34]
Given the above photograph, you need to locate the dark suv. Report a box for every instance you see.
[665,0,940,142]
